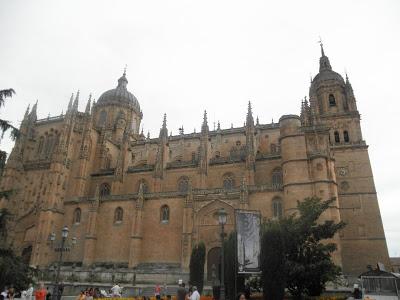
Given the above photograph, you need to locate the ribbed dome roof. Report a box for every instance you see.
[97,72,140,112]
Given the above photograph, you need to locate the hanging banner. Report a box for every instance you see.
[235,210,261,273]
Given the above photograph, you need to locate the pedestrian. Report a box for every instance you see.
[26,284,34,300]
[237,293,246,300]
[76,291,85,300]
[7,287,15,300]
[45,288,52,300]
[1,287,8,300]
[176,280,186,300]
[154,284,161,300]
[34,283,47,300]
[189,286,200,300]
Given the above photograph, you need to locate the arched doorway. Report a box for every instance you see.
[207,247,221,282]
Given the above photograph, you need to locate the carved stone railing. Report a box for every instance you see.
[255,152,281,161]
[166,160,198,169]
[126,164,155,173]
[90,168,115,177]
[209,156,244,165]
[36,115,64,124]
[24,160,51,171]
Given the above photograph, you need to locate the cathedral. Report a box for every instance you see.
[0,45,390,283]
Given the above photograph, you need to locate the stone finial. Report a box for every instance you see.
[85,93,92,114]
[201,110,209,133]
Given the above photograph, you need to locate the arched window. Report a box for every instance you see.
[329,94,336,107]
[272,197,283,219]
[73,208,81,224]
[270,143,277,153]
[160,205,169,224]
[138,179,149,193]
[178,176,189,193]
[334,131,340,143]
[223,173,235,190]
[100,183,111,198]
[215,151,221,159]
[37,137,44,155]
[343,130,350,143]
[272,168,283,189]
[98,110,107,126]
[114,207,123,223]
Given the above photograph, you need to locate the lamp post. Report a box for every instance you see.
[50,226,76,300]
[217,208,227,300]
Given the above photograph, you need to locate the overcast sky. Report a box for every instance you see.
[0,0,399,256]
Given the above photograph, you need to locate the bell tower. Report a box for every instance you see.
[306,43,391,275]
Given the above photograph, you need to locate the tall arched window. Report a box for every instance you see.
[178,176,189,193]
[343,130,350,143]
[37,137,44,155]
[270,143,277,153]
[223,173,235,190]
[160,205,169,224]
[272,197,283,219]
[114,207,123,223]
[73,208,81,224]
[98,110,107,126]
[272,168,283,189]
[100,183,111,198]
[329,94,336,107]
[138,179,149,193]
[334,131,340,143]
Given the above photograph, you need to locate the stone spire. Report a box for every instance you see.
[159,113,168,139]
[345,73,353,93]
[73,90,80,111]
[319,41,332,72]
[201,110,209,133]
[23,104,30,120]
[29,100,38,121]
[85,94,92,113]
[246,101,254,127]
[68,93,74,111]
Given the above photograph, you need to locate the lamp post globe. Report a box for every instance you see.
[61,226,69,239]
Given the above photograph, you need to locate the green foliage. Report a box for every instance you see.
[260,222,286,300]
[0,247,36,291]
[189,242,206,294]
[223,231,236,300]
[0,88,20,141]
[260,197,345,300]
[0,208,11,244]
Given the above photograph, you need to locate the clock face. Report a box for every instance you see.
[338,168,348,176]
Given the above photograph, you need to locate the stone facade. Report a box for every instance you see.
[0,46,390,282]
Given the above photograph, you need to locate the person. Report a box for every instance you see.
[155,284,161,300]
[45,288,52,300]
[1,287,8,300]
[7,287,14,300]
[34,284,47,300]
[176,280,186,300]
[353,284,362,299]
[76,291,85,300]
[189,286,200,300]
[26,284,34,300]
[110,284,122,298]
[237,293,246,300]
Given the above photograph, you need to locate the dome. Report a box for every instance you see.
[312,70,345,86]
[97,72,141,113]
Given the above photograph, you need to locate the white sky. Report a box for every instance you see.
[0,0,399,257]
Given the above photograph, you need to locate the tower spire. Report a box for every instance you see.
[318,39,332,72]
[201,110,209,133]
[85,93,92,113]
[159,113,168,138]
[246,101,254,126]
[73,90,79,111]
[68,93,74,111]
[24,104,30,119]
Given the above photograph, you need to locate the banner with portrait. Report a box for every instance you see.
[235,210,261,273]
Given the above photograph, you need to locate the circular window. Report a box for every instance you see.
[340,181,350,191]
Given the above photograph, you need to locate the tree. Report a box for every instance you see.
[189,242,206,294]
[282,197,345,299]
[0,88,19,141]
[223,231,236,300]
[0,209,35,291]
[0,247,36,291]
[260,221,286,300]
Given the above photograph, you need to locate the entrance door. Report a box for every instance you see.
[21,245,32,265]
[207,247,221,282]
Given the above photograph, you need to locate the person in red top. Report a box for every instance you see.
[154,284,161,300]
[35,283,47,300]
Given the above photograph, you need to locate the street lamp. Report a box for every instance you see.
[50,226,76,300]
[217,208,227,300]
